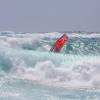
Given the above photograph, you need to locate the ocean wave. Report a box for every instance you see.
[0,47,100,88]
[0,31,100,89]
[0,31,100,54]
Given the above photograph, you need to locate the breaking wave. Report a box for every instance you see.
[0,31,100,89]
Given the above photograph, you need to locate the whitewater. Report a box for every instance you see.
[0,31,100,100]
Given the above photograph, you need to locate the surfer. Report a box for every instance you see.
[50,34,68,52]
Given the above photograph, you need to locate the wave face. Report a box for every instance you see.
[0,31,100,99]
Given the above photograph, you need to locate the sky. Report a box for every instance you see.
[0,0,100,32]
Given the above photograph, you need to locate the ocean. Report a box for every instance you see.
[0,31,100,100]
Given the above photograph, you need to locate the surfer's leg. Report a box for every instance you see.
[54,48,61,53]
[50,46,55,52]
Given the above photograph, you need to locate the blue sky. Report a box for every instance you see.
[0,0,100,32]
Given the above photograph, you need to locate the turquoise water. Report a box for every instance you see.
[0,31,100,100]
[0,78,100,100]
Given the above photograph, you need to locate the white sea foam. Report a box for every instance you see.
[8,53,100,89]
[0,31,100,89]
